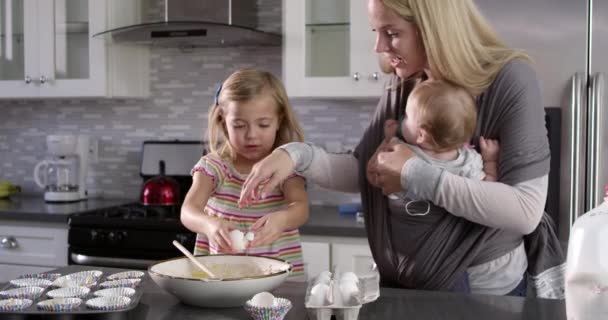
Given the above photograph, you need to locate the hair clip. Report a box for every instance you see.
[214,83,223,106]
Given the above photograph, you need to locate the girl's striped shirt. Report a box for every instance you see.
[191,153,305,280]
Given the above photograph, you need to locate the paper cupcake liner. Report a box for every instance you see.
[86,296,131,311]
[0,298,33,311]
[10,278,53,288]
[99,278,141,289]
[47,287,91,299]
[17,273,62,281]
[245,297,292,320]
[93,287,136,298]
[0,287,45,300]
[37,298,82,312]
[107,271,145,280]
[52,275,97,288]
[67,270,103,280]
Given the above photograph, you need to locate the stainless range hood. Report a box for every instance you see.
[93,0,281,48]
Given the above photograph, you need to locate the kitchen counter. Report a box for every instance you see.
[0,196,366,238]
[0,265,566,320]
[301,205,366,237]
[0,195,133,223]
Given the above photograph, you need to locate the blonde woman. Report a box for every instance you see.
[181,68,309,280]
[239,0,564,297]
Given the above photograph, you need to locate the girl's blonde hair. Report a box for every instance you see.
[381,0,530,96]
[411,80,476,151]
[207,68,304,159]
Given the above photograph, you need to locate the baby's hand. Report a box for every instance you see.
[479,137,500,162]
[205,216,238,253]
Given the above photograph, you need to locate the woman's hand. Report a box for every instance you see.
[247,211,287,248]
[203,216,238,253]
[367,119,399,188]
[239,149,295,207]
[376,142,416,195]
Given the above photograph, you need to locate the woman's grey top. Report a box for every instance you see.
[281,59,565,297]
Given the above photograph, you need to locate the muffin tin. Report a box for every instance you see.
[304,270,380,320]
[0,270,146,315]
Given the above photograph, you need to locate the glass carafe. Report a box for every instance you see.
[34,154,80,192]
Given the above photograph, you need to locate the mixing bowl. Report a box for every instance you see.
[148,254,291,308]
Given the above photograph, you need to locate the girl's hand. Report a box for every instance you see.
[376,141,416,195]
[239,149,294,207]
[367,119,399,188]
[204,216,238,253]
[247,211,287,248]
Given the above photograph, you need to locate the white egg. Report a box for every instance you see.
[251,292,275,307]
[309,283,329,306]
[229,230,245,251]
[339,281,360,304]
[339,272,359,284]
[244,231,255,241]
[314,271,332,285]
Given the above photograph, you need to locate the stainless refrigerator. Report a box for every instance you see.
[475,0,607,241]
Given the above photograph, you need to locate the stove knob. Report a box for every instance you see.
[90,230,105,243]
[107,231,123,245]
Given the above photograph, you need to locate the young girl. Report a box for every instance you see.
[180,68,309,280]
[389,80,500,212]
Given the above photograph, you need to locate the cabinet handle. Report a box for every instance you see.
[39,75,47,84]
[1,236,18,249]
[25,76,32,84]
[372,72,379,81]
[352,72,360,81]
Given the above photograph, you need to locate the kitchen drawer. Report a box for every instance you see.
[0,221,68,267]
[0,264,54,283]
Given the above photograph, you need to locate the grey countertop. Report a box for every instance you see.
[0,195,134,223]
[0,265,567,320]
[0,196,366,237]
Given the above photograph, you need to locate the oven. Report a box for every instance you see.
[68,203,196,269]
[68,140,204,269]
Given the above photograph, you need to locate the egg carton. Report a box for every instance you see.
[0,270,146,315]
[304,271,380,320]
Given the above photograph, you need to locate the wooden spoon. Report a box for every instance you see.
[172,240,220,280]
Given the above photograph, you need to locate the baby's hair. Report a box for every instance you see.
[410,80,476,150]
[207,68,304,159]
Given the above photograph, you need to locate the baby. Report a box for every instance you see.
[391,80,499,202]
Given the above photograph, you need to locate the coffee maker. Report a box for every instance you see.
[34,135,90,202]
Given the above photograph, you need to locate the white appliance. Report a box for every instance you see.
[474,0,608,241]
[34,134,90,202]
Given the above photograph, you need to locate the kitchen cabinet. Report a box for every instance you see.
[0,0,148,99]
[283,0,386,98]
[301,235,374,280]
[0,220,68,282]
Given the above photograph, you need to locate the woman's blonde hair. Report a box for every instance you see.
[207,68,304,159]
[381,0,530,96]
[411,80,476,151]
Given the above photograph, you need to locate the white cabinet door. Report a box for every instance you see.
[0,0,40,97]
[37,0,106,97]
[283,0,385,98]
[331,243,375,276]
[301,241,330,281]
[0,0,148,98]
[0,222,68,267]
[0,264,54,283]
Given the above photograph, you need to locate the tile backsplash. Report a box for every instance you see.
[0,0,377,205]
